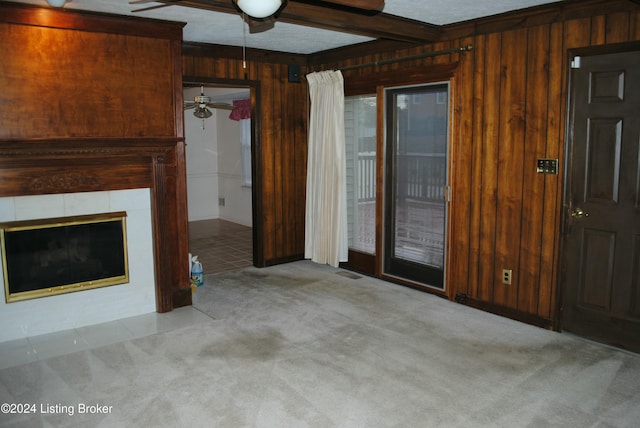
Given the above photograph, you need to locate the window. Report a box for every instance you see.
[345,95,377,254]
[240,119,251,187]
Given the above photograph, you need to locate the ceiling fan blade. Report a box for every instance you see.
[132,4,173,12]
[131,0,184,13]
[314,0,384,11]
[209,103,236,110]
[184,101,196,110]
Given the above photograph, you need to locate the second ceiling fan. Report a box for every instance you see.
[185,86,236,120]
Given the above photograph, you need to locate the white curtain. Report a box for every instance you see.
[305,70,348,268]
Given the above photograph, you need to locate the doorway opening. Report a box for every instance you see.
[184,84,254,275]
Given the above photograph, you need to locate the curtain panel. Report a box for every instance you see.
[229,99,251,121]
[304,70,348,268]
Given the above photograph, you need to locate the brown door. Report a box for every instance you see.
[562,48,640,353]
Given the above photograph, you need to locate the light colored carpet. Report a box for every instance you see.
[1,260,639,427]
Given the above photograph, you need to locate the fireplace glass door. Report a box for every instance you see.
[1,212,129,302]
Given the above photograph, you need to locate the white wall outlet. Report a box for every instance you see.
[502,269,513,285]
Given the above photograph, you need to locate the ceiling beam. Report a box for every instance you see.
[144,0,440,44]
[281,1,440,43]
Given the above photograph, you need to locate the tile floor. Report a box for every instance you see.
[188,219,253,275]
[0,219,252,370]
[0,307,212,370]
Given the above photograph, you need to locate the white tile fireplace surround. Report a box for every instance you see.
[0,189,156,343]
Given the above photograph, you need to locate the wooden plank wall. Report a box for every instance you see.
[448,2,640,323]
[0,10,181,139]
[182,0,639,325]
[182,50,309,266]
[0,3,190,311]
[308,0,640,324]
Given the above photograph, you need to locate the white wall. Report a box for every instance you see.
[184,87,252,226]
[185,87,219,222]
[217,112,252,227]
[0,189,156,342]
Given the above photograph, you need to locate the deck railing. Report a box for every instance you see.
[356,153,446,203]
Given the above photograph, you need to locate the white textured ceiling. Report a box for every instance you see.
[11,0,563,54]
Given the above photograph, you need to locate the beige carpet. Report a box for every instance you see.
[1,260,639,427]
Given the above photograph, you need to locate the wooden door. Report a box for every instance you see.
[562,49,640,353]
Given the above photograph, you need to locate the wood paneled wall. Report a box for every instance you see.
[182,46,309,266]
[312,0,640,325]
[450,0,640,324]
[0,5,183,139]
[15,1,640,325]
[0,3,190,311]
[183,0,639,326]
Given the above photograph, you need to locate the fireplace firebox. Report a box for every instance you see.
[1,212,129,303]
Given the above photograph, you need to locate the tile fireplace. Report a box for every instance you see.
[0,134,193,344]
[0,2,191,345]
[0,190,156,342]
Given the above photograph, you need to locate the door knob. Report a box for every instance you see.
[571,207,589,218]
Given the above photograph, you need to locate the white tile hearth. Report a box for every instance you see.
[0,307,210,370]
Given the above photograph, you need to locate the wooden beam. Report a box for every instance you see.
[280,1,440,43]
[143,0,440,44]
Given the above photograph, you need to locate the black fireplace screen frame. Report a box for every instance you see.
[1,212,129,303]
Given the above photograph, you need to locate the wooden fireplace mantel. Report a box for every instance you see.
[0,138,179,185]
[1,2,190,312]
[0,137,191,312]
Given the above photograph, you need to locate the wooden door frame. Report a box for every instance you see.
[341,64,458,297]
[182,76,264,267]
[557,40,640,331]
[381,83,450,291]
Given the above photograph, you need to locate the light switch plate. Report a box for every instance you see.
[536,158,558,174]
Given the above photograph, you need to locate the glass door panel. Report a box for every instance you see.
[345,95,377,255]
[384,84,448,289]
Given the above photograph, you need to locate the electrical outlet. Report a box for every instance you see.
[502,269,512,285]
[218,197,225,207]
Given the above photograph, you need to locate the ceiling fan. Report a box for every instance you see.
[185,86,236,120]
[130,0,385,34]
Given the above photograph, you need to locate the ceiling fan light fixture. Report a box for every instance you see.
[46,0,67,7]
[235,0,282,19]
[193,107,213,119]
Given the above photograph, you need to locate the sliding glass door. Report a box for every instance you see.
[384,84,449,289]
[345,95,377,254]
[344,94,377,273]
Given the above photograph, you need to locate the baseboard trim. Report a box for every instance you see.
[173,288,193,309]
[455,293,554,330]
[261,254,304,267]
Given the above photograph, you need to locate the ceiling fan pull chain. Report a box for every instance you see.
[242,13,248,78]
